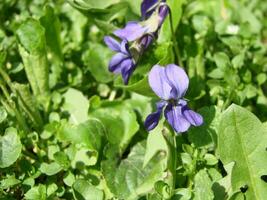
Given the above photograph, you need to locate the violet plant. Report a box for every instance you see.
[105,0,203,134]
[1,0,267,199]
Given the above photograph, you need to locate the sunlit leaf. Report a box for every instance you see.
[73,179,104,200]
[0,128,22,168]
[16,19,49,106]
[218,104,267,199]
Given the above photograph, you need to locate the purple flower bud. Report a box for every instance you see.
[158,4,169,27]
[140,34,155,49]
[141,0,166,19]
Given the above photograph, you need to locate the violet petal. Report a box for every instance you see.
[121,59,135,84]
[144,101,166,131]
[114,21,147,41]
[182,106,203,126]
[148,65,172,100]
[120,39,130,55]
[104,36,121,52]
[109,53,128,73]
[140,34,154,49]
[164,103,191,133]
[165,64,189,99]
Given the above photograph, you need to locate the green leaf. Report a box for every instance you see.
[232,53,244,69]
[63,3,88,44]
[204,154,218,166]
[173,188,192,200]
[40,5,63,88]
[63,88,89,124]
[0,106,7,123]
[68,0,120,11]
[0,128,22,168]
[0,176,21,190]
[40,162,62,176]
[82,43,114,83]
[91,103,139,154]
[193,169,214,200]
[125,93,152,121]
[213,162,235,200]
[16,18,49,105]
[188,106,220,148]
[143,122,168,167]
[213,52,231,69]
[102,141,166,199]
[59,119,105,167]
[154,181,172,199]
[114,76,156,97]
[228,192,245,200]
[72,179,104,200]
[54,151,70,169]
[218,104,267,199]
[24,184,46,200]
[124,0,142,15]
[256,73,267,86]
[40,5,62,62]
[47,183,58,197]
[59,119,105,152]
[0,50,7,67]
[63,171,75,187]
[208,68,224,79]
[72,147,98,167]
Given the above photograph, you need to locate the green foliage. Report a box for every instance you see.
[0,0,267,199]
[102,141,166,199]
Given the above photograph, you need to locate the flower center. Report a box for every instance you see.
[168,99,178,106]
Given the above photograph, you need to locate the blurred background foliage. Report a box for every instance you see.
[0,0,267,199]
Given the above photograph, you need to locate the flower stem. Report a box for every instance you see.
[172,131,177,190]
[169,11,182,67]
[162,127,177,195]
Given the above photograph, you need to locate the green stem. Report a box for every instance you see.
[0,79,29,133]
[16,91,43,129]
[0,68,43,128]
[0,97,14,116]
[169,11,182,67]
[0,81,10,101]
[172,131,177,191]
[0,96,29,133]
[222,89,234,110]
[163,127,177,196]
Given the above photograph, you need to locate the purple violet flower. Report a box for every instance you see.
[104,0,170,85]
[144,64,203,133]
[104,36,135,84]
